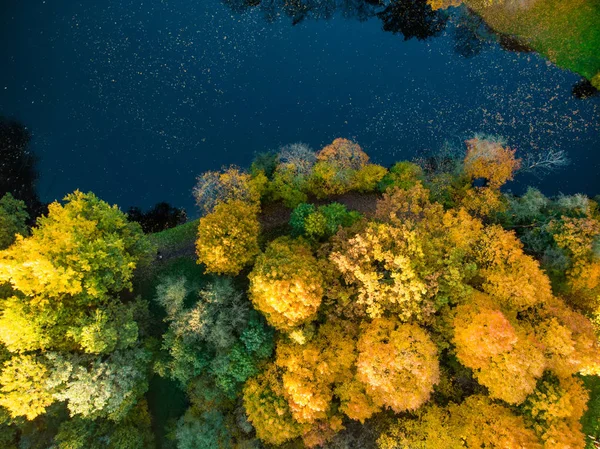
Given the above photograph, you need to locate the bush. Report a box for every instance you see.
[351,164,388,192]
[289,203,361,241]
[289,203,316,236]
[377,161,423,192]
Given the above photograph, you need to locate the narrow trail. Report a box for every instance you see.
[158,192,381,264]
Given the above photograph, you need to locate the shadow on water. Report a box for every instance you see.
[0,117,45,220]
[222,0,450,40]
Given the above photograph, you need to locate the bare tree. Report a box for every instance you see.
[518,149,570,176]
[278,142,317,177]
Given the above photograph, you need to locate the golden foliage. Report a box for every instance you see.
[330,221,432,320]
[249,237,324,331]
[351,164,388,192]
[196,199,260,275]
[335,376,381,423]
[452,292,518,368]
[475,225,553,311]
[316,138,369,170]
[551,216,600,313]
[529,297,600,377]
[464,137,521,188]
[193,166,264,214]
[243,366,302,446]
[523,375,588,449]
[374,183,436,224]
[379,395,542,449]
[452,293,545,404]
[0,191,146,303]
[427,0,464,10]
[0,354,55,420]
[356,318,439,413]
[459,186,506,217]
[275,320,356,424]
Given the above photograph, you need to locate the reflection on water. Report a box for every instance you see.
[0,0,598,213]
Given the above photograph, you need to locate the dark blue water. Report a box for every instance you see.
[1,0,599,214]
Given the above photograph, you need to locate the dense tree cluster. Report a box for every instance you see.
[0,134,599,448]
[0,191,154,447]
[192,136,600,447]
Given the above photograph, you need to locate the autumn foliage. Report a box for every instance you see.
[356,319,440,413]
[196,199,260,275]
[2,137,599,448]
[249,237,324,331]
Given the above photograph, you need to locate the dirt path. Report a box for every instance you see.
[160,191,381,263]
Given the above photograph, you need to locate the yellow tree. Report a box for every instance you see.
[193,166,265,214]
[249,237,324,331]
[243,365,302,446]
[0,354,55,420]
[356,318,440,413]
[452,293,545,404]
[522,375,589,449]
[0,191,148,304]
[275,320,356,424]
[379,395,542,449]
[196,199,260,275]
[550,216,600,314]
[463,137,521,189]
[475,225,553,311]
[330,222,432,321]
[528,297,600,377]
[308,138,370,198]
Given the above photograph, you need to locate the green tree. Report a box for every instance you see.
[0,193,28,250]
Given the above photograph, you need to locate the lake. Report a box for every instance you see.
[1,0,599,215]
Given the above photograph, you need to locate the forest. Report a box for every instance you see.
[0,128,599,448]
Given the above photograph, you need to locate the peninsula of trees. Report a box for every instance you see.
[0,136,599,448]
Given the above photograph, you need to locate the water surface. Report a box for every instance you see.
[1,0,598,213]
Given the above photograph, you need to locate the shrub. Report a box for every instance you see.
[289,202,361,241]
[377,161,423,192]
[290,203,316,236]
[351,164,388,192]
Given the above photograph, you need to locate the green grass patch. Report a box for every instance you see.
[581,375,600,449]
[466,0,600,80]
[149,218,199,255]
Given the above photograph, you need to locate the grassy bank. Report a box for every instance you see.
[463,0,600,85]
